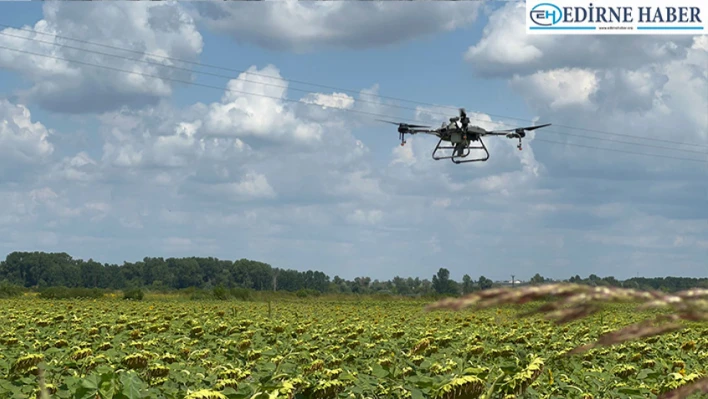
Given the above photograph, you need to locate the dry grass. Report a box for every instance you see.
[426,283,708,399]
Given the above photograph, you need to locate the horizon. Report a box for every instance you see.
[1,250,702,284]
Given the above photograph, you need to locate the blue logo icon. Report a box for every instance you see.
[530,3,563,26]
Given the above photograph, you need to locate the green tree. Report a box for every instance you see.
[392,276,411,295]
[461,274,474,294]
[530,273,545,285]
[432,268,458,296]
[478,275,493,290]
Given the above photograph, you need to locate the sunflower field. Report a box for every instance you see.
[0,296,706,399]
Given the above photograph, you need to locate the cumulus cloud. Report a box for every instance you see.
[0,99,54,181]
[192,1,482,52]
[201,65,325,145]
[0,59,480,277]
[49,152,101,183]
[453,3,708,279]
[506,38,708,175]
[346,209,384,226]
[84,63,385,210]
[509,68,598,112]
[465,3,707,174]
[0,1,203,113]
[464,2,693,78]
[301,92,355,110]
[206,171,276,201]
[0,1,705,281]
[4,62,388,231]
[94,101,253,175]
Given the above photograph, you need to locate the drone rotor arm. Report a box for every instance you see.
[374,119,430,128]
[376,119,433,146]
[489,123,553,134]
[408,128,436,133]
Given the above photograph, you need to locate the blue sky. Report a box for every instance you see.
[0,1,705,283]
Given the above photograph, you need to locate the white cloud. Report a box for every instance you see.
[0,1,203,113]
[432,198,451,208]
[192,1,482,52]
[201,65,325,144]
[506,38,707,172]
[390,141,417,167]
[465,4,707,176]
[80,64,384,211]
[450,4,707,280]
[0,2,705,282]
[328,170,387,202]
[346,209,383,226]
[0,99,54,174]
[301,92,355,110]
[509,68,598,112]
[208,171,276,201]
[464,2,693,78]
[50,152,100,183]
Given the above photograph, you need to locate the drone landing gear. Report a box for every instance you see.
[432,137,490,163]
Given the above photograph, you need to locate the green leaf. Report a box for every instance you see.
[72,374,101,399]
[81,374,101,391]
[119,372,144,399]
[72,386,97,399]
[410,376,435,389]
[409,387,425,399]
[370,364,389,379]
[0,380,14,395]
[98,373,117,399]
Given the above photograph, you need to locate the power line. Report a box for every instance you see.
[533,138,706,163]
[0,22,484,112]
[2,22,707,151]
[0,44,705,165]
[0,44,409,121]
[2,31,707,157]
[0,32,705,159]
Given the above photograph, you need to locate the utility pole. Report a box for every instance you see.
[273,271,278,292]
[511,275,515,288]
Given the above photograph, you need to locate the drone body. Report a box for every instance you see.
[379,109,551,164]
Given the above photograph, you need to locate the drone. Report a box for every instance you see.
[378,108,551,164]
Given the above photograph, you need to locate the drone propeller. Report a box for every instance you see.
[498,123,552,137]
[376,119,430,145]
[496,123,552,151]
[519,123,552,132]
[376,119,430,130]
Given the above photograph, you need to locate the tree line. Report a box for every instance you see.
[0,251,705,296]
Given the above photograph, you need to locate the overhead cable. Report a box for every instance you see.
[1,23,706,150]
[0,43,705,165]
